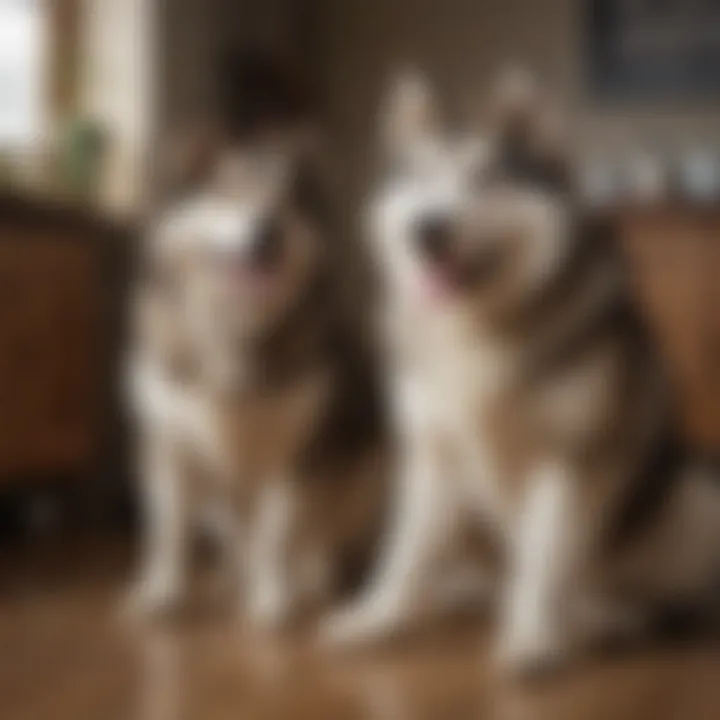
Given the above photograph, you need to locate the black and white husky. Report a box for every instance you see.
[323,70,720,676]
[127,130,388,629]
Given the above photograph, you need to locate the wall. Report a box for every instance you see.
[159,0,312,133]
[81,0,156,214]
[312,0,720,232]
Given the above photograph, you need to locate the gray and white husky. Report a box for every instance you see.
[127,130,388,629]
[323,70,720,676]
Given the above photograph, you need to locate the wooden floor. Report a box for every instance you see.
[2,540,720,720]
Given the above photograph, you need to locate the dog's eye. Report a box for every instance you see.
[470,161,506,191]
[472,158,515,193]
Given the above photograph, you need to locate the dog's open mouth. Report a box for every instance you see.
[419,248,504,302]
[465,245,507,288]
[419,261,463,302]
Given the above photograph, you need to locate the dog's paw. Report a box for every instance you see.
[244,582,294,632]
[121,578,184,622]
[495,623,570,681]
[319,595,410,649]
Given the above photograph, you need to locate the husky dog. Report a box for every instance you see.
[127,131,387,628]
[323,71,720,674]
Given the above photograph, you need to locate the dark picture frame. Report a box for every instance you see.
[585,0,720,102]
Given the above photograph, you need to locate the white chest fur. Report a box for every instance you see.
[129,356,329,483]
[392,310,512,523]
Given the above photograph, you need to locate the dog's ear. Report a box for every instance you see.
[160,118,227,197]
[278,127,330,223]
[486,67,570,192]
[486,67,542,138]
[380,69,440,155]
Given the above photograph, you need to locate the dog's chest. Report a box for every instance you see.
[227,380,327,477]
[410,314,509,425]
[404,319,513,518]
[179,371,330,484]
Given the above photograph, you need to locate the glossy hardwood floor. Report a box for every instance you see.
[2,539,720,720]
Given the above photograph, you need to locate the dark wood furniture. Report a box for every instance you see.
[0,193,717,537]
[619,204,720,448]
[0,194,133,523]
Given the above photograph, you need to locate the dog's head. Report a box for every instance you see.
[149,132,328,346]
[369,69,573,320]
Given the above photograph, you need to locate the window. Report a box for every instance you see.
[0,0,47,148]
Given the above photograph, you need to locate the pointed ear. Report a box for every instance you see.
[380,69,440,154]
[485,66,542,137]
[486,66,569,190]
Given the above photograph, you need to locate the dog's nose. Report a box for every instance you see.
[248,216,283,270]
[414,214,454,262]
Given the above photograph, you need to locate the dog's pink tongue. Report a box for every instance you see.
[418,268,455,304]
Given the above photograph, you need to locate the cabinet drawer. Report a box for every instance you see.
[0,232,104,479]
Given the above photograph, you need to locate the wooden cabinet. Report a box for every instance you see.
[618,206,720,448]
[0,195,130,485]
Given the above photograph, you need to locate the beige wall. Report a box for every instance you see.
[86,0,293,212]
[158,0,720,224]
[159,0,310,131]
[312,0,720,231]
[82,0,157,214]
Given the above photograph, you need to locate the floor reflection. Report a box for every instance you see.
[4,542,719,720]
[132,621,495,719]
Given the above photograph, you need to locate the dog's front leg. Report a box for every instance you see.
[244,477,305,630]
[128,432,190,617]
[201,493,249,607]
[497,459,599,677]
[320,429,458,646]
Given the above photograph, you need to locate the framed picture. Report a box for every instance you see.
[586,0,720,101]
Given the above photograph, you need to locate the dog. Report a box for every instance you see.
[126,129,388,629]
[322,70,720,675]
